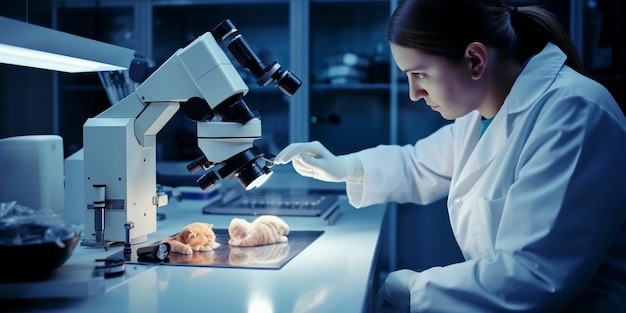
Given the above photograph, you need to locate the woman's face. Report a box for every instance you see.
[390,44,482,120]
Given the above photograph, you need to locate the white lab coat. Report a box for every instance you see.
[347,43,626,312]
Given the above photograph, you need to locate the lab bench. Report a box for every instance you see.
[0,166,387,313]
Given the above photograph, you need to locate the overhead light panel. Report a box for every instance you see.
[0,16,134,73]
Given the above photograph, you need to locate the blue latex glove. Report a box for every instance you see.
[375,269,420,313]
[274,141,362,183]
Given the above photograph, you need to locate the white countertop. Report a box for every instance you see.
[1,166,387,313]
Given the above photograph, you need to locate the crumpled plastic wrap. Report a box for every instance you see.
[0,201,82,248]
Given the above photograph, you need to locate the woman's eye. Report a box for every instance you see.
[412,73,425,79]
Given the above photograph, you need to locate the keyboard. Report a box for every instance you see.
[202,189,339,216]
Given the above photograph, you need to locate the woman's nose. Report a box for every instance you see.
[408,81,426,102]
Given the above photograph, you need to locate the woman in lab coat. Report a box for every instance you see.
[274,0,626,312]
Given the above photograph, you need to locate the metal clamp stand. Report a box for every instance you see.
[81,184,115,250]
[123,221,134,259]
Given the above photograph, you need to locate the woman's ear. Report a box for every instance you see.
[465,42,488,80]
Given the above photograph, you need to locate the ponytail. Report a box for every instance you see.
[512,6,585,74]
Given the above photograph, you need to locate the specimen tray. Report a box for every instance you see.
[108,228,324,270]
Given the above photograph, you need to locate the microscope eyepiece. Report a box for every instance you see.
[211,19,237,42]
[212,19,302,98]
[273,67,302,98]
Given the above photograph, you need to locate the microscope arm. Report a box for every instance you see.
[95,29,249,147]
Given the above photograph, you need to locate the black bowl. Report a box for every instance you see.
[0,232,81,282]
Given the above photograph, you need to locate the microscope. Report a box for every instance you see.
[79,20,301,247]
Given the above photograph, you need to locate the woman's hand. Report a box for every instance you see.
[274,141,362,183]
[375,269,420,313]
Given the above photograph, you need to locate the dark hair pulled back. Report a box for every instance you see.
[387,0,584,74]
